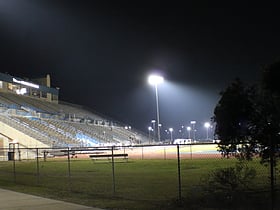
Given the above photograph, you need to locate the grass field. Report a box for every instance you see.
[0,154,277,209]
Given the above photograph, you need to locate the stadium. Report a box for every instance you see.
[0,72,150,160]
[0,72,276,210]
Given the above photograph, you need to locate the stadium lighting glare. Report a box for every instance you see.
[16,88,27,95]
[204,122,210,128]
[187,126,191,139]
[148,126,153,144]
[151,119,156,140]
[148,75,164,86]
[148,74,164,142]
[169,127,173,142]
[190,121,196,140]
[13,78,39,89]
[204,122,210,140]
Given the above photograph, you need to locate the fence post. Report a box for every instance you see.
[190,143,192,160]
[12,146,16,183]
[67,147,71,191]
[111,146,116,194]
[177,144,182,204]
[36,148,39,185]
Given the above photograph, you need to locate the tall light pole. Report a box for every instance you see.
[148,126,153,144]
[190,121,196,141]
[158,123,162,141]
[169,128,173,142]
[204,122,210,140]
[148,74,164,142]
[187,126,191,140]
[151,119,156,141]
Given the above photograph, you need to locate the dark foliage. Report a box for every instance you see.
[213,60,280,162]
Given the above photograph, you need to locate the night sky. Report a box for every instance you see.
[0,1,280,139]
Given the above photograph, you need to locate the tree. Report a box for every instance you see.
[212,78,257,160]
[213,60,280,162]
[252,61,280,163]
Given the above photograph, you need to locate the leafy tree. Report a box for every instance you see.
[212,78,257,160]
[252,61,280,163]
[213,60,280,162]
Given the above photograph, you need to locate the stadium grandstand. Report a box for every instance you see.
[0,73,149,159]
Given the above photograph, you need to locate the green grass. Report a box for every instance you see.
[0,158,276,209]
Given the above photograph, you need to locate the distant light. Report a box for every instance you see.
[148,126,153,131]
[13,78,39,89]
[16,88,27,95]
[204,122,210,128]
[169,128,173,132]
[148,75,164,86]
[187,126,191,131]
[190,121,196,124]
[151,119,156,123]
[158,123,162,127]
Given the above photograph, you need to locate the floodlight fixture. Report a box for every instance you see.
[148,75,164,86]
[204,122,210,128]
[204,122,211,140]
[148,74,164,142]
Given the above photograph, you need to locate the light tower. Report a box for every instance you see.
[148,74,164,142]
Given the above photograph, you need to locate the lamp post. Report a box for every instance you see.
[151,119,156,141]
[169,128,173,142]
[148,74,164,142]
[204,122,210,140]
[187,126,191,140]
[148,126,153,144]
[190,121,196,141]
[158,123,162,142]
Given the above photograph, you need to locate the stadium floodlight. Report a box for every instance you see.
[151,119,156,140]
[204,122,210,140]
[148,126,153,144]
[169,127,173,142]
[187,126,191,139]
[13,78,39,89]
[148,74,164,142]
[190,120,196,140]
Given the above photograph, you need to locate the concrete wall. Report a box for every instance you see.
[0,121,49,160]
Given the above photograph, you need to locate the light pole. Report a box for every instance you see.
[169,128,173,142]
[148,126,153,144]
[151,119,156,142]
[148,74,164,142]
[187,126,191,140]
[190,121,196,141]
[204,122,210,140]
[158,123,162,142]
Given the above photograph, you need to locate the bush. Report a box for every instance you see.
[203,160,256,201]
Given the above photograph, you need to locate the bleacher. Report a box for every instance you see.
[0,91,149,148]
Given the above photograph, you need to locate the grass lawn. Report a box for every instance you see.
[0,157,276,209]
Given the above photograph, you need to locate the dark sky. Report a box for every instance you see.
[0,1,280,139]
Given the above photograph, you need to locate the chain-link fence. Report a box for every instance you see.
[0,144,278,209]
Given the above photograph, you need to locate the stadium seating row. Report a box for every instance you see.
[0,91,149,148]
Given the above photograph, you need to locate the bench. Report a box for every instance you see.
[89,153,128,162]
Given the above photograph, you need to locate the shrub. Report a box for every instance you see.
[203,160,256,201]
